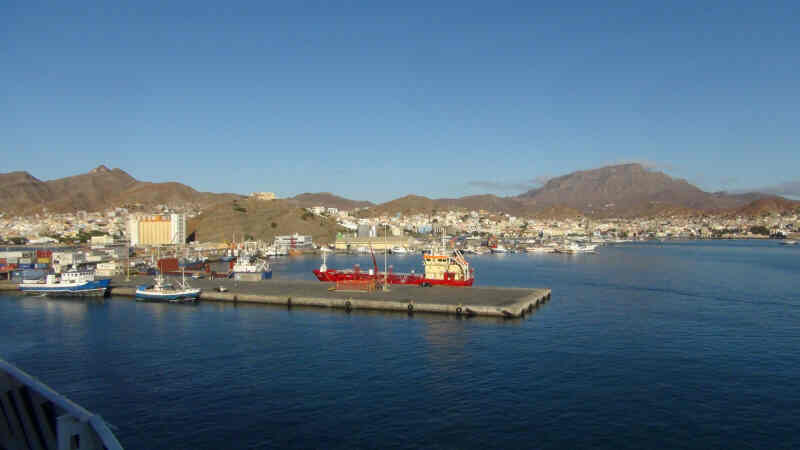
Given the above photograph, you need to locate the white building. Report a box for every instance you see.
[127,217,139,246]
[170,213,186,245]
[274,233,313,250]
[52,251,86,267]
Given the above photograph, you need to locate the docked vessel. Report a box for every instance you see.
[18,267,110,296]
[136,272,201,303]
[554,243,598,254]
[313,240,474,287]
[491,245,509,254]
[526,246,555,253]
[179,256,208,270]
[230,257,272,280]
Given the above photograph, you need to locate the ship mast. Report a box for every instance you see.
[383,224,389,291]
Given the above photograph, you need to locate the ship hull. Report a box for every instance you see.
[421,278,474,287]
[313,270,472,286]
[135,286,201,302]
[18,279,110,297]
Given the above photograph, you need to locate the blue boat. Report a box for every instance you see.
[18,268,110,297]
[136,273,201,303]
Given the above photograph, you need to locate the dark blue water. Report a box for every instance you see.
[2,241,798,449]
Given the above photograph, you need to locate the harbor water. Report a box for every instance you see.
[1,241,798,449]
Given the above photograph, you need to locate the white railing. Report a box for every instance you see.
[0,358,124,450]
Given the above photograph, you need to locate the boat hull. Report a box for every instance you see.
[18,279,110,297]
[135,287,201,302]
[313,269,473,286]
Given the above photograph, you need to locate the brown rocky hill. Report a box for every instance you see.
[111,181,241,209]
[42,165,138,212]
[287,192,373,210]
[0,165,240,214]
[518,163,764,217]
[358,164,783,219]
[187,198,345,245]
[729,197,800,217]
[0,171,52,211]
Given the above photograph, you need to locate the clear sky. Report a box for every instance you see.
[3,1,799,202]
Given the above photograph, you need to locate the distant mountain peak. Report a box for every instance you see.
[515,163,764,217]
[90,165,111,174]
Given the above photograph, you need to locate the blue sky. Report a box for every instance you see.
[2,1,799,202]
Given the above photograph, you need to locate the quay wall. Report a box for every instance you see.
[0,279,552,318]
[109,285,551,318]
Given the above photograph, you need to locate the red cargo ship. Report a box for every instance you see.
[312,244,474,287]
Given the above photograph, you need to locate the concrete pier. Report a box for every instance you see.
[117,276,551,318]
[0,278,552,318]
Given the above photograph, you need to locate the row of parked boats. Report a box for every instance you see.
[17,266,203,303]
[476,242,601,254]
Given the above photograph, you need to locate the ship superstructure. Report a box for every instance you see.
[230,257,272,280]
[313,237,474,287]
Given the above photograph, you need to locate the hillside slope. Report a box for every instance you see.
[287,192,373,210]
[187,198,345,245]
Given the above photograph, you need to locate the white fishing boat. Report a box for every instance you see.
[780,240,797,246]
[491,245,509,254]
[390,246,409,254]
[555,243,598,254]
[136,270,201,303]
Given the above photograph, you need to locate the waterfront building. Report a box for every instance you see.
[128,214,186,246]
[357,224,376,238]
[274,233,314,251]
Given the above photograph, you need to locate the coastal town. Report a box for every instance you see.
[2,194,799,246]
[1,195,798,280]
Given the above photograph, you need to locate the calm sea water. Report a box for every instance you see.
[1,241,798,449]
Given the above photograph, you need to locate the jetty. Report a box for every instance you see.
[0,277,552,318]
[116,276,551,317]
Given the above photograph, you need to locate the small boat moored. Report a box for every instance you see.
[136,272,201,303]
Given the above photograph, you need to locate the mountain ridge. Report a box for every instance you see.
[0,165,242,214]
[1,164,796,218]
